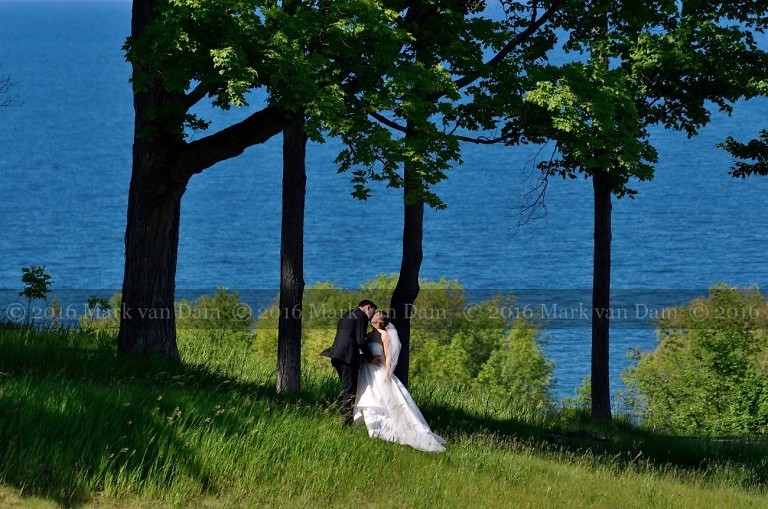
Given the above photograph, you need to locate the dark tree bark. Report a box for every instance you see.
[591,171,613,422]
[277,117,307,393]
[118,174,186,357]
[118,0,187,358]
[391,152,423,388]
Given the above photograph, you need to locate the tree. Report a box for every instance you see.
[277,117,307,393]
[19,265,53,326]
[337,1,562,386]
[522,46,657,422]
[493,0,767,421]
[118,0,412,357]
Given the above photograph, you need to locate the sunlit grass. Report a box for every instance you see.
[0,322,766,508]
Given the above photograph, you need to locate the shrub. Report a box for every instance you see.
[623,284,768,435]
[81,288,254,342]
[252,274,554,411]
[18,265,53,325]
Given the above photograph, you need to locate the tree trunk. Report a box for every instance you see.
[277,117,307,393]
[591,171,613,422]
[391,155,423,388]
[118,0,187,358]
[117,175,185,357]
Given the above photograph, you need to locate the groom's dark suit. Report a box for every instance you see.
[322,307,374,425]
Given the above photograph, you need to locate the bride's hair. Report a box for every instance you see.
[374,310,390,327]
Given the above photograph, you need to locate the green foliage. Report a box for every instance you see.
[252,274,554,412]
[475,320,555,410]
[18,265,53,325]
[628,20,768,135]
[77,295,114,329]
[79,293,122,330]
[562,376,593,412]
[123,1,542,209]
[82,288,254,341]
[624,285,768,435]
[491,1,768,197]
[523,60,657,196]
[329,2,559,209]
[18,265,53,303]
[176,287,253,336]
[50,297,61,328]
[87,295,111,311]
[720,130,768,178]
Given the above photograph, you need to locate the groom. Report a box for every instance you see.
[322,299,382,426]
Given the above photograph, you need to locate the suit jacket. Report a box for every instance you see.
[321,307,374,365]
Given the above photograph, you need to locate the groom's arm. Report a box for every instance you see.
[356,314,374,362]
[360,342,375,363]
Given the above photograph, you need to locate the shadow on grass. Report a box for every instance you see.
[0,322,334,508]
[418,394,768,487]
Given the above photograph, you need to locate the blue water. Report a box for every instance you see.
[1,1,767,397]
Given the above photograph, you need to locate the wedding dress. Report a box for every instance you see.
[353,323,446,452]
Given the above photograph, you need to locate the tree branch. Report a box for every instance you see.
[182,105,295,177]
[451,0,563,92]
[455,134,506,144]
[513,142,559,235]
[370,111,504,144]
[370,111,407,133]
[183,82,213,109]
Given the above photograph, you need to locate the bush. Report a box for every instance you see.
[623,284,768,435]
[82,288,254,343]
[176,287,253,337]
[78,293,122,329]
[251,274,554,411]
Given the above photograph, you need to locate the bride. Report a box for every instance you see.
[353,311,446,453]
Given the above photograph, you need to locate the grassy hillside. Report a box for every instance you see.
[0,323,766,508]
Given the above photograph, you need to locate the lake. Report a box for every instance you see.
[1,1,767,398]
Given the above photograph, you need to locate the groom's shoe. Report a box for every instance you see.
[340,410,355,428]
[340,396,356,428]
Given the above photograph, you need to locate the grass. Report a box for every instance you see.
[0,322,767,508]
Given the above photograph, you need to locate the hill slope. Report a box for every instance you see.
[0,324,765,508]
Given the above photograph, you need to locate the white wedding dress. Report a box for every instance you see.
[353,324,446,452]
